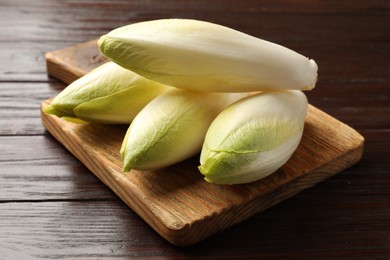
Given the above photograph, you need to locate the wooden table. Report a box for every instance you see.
[1,0,389,258]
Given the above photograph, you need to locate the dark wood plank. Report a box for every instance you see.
[0,136,115,201]
[0,136,77,166]
[0,163,115,202]
[0,201,166,259]
[0,82,62,135]
[307,82,390,130]
[0,177,389,259]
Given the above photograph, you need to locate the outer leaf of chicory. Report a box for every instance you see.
[120,89,247,171]
[98,19,318,93]
[199,90,308,185]
[44,62,170,124]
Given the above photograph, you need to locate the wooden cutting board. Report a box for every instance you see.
[42,40,364,246]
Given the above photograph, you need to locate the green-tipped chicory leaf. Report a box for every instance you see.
[120,89,247,171]
[44,62,170,124]
[98,19,318,92]
[199,90,308,185]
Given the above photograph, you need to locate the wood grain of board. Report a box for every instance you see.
[42,41,364,246]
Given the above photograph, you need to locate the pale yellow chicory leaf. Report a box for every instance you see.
[98,19,318,92]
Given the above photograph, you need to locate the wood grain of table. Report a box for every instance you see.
[0,0,389,258]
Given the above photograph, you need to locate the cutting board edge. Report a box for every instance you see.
[168,133,365,246]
